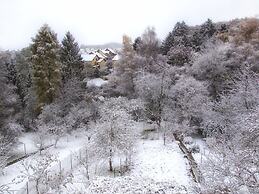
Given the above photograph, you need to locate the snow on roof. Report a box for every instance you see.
[79,49,87,54]
[105,48,116,54]
[97,58,105,63]
[112,54,120,61]
[82,53,96,61]
[101,49,110,54]
[82,49,118,62]
[96,52,106,59]
[87,78,108,87]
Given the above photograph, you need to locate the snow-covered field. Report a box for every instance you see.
[132,140,191,186]
[60,139,192,193]
[1,130,195,194]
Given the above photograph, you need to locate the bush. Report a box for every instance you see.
[183,136,194,145]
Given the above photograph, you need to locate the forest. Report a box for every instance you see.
[0,17,259,194]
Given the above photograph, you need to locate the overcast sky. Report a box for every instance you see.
[0,0,259,50]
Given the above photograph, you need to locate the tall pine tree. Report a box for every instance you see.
[15,47,32,108]
[200,19,216,40]
[161,21,190,55]
[133,37,142,53]
[161,32,174,55]
[0,52,21,136]
[60,31,83,82]
[31,24,61,114]
[191,19,216,51]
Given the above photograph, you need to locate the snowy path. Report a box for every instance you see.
[131,139,191,187]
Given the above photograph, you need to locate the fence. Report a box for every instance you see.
[12,146,88,194]
[4,146,130,194]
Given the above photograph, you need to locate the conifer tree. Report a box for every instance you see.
[30,24,61,114]
[133,37,142,53]
[161,32,174,55]
[200,19,216,39]
[60,31,83,82]
[161,21,190,55]
[190,19,216,52]
[15,47,32,107]
[0,53,21,136]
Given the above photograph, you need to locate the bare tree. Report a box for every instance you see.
[15,153,57,194]
[91,97,141,172]
[0,134,13,175]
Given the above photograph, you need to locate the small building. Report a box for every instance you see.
[82,48,120,73]
[82,53,98,65]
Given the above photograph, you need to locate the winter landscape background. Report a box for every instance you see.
[0,0,259,193]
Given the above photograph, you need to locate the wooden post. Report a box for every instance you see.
[95,164,97,175]
[26,182,29,194]
[125,156,128,170]
[200,150,203,164]
[119,159,122,176]
[59,160,62,179]
[24,144,27,156]
[85,148,89,180]
[86,149,89,166]
[70,153,73,170]
[163,131,166,145]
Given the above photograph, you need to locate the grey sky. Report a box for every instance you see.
[0,0,259,50]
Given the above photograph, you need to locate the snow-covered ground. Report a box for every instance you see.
[1,131,194,194]
[60,139,192,193]
[86,78,108,88]
[132,139,191,186]
[9,132,53,161]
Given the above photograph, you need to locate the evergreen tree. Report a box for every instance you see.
[190,19,216,52]
[133,37,142,53]
[0,60,9,131]
[1,51,17,86]
[30,24,62,114]
[15,47,32,107]
[60,31,83,82]
[219,23,228,33]
[173,21,189,37]
[161,32,174,55]
[190,29,203,51]
[200,19,216,39]
[0,52,21,136]
[161,21,190,55]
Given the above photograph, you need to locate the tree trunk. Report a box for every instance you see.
[54,138,58,148]
[36,179,40,194]
[163,131,166,145]
[39,144,42,155]
[109,149,113,172]
[85,148,89,180]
